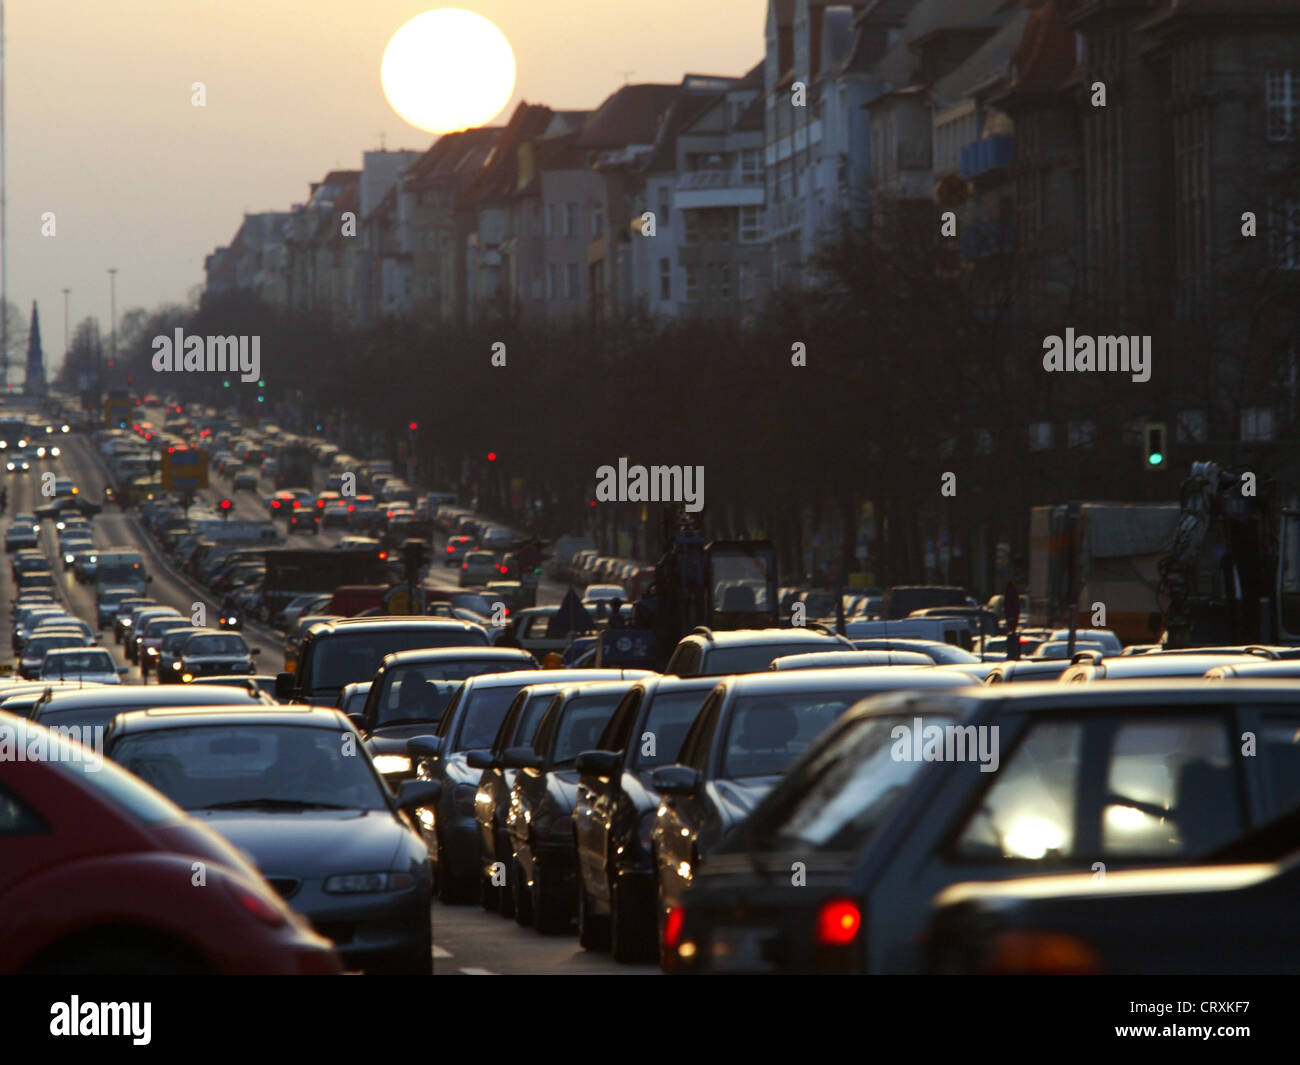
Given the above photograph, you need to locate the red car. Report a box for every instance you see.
[0,713,342,974]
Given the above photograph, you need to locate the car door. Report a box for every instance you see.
[654,690,722,906]
[575,685,642,903]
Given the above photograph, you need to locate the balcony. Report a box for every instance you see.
[960,219,1015,260]
[675,169,766,211]
[959,135,1014,180]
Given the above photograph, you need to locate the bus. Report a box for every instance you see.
[95,549,149,599]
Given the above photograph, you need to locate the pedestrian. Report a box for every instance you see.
[607,596,624,629]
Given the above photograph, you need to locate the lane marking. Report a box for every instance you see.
[432,946,452,958]
[459,967,496,975]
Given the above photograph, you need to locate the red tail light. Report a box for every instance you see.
[446,545,454,553]
[816,899,861,946]
[271,500,280,509]
[316,500,324,509]
[347,504,355,512]
[664,906,685,950]
[223,877,285,927]
[462,562,468,569]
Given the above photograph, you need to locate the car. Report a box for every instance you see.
[281,593,334,632]
[335,680,372,720]
[1045,628,1123,656]
[664,627,855,677]
[320,501,354,527]
[19,633,92,679]
[11,548,47,582]
[151,626,201,680]
[666,679,1300,974]
[288,508,320,535]
[30,616,94,643]
[583,584,626,604]
[4,523,39,552]
[503,679,648,934]
[5,450,31,473]
[13,607,70,651]
[1030,640,1109,660]
[844,616,976,650]
[418,668,653,903]
[848,638,983,666]
[0,711,342,974]
[38,648,125,684]
[459,550,497,587]
[104,706,438,973]
[469,671,656,917]
[442,535,474,566]
[1205,660,1300,680]
[276,617,492,706]
[127,607,183,663]
[572,675,720,959]
[114,599,160,644]
[1058,653,1267,683]
[982,659,1074,684]
[138,616,196,674]
[232,470,258,490]
[355,647,540,782]
[17,570,55,594]
[159,629,260,684]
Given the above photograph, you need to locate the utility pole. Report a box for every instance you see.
[107,267,117,404]
[61,287,69,359]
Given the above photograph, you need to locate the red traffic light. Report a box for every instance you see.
[487,451,497,462]
[219,499,232,511]
[378,550,388,560]
[408,421,419,431]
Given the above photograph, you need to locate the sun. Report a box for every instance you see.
[381,9,516,135]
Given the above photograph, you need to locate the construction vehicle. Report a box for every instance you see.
[604,504,778,670]
[1032,464,1300,649]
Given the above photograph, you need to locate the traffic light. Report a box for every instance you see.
[1144,422,1167,470]
[487,451,497,462]
[402,537,428,586]
[219,499,232,519]
[408,421,419,432]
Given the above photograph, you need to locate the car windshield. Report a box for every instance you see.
[552,691,625,766]
[44,650,115,674]
[185,635,250,656]
[706,642,839,674]
[635,689,712,768]
[759,712,956,853]
[306,628,488,692]
[375,664,502,726]
[720,689,868,779]
[455,685,534,752]
[110,724,388,810]
[162,631,198,652]
[26,635,87,655]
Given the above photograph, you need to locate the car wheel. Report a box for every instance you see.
[577,879,610,952]
[531,857,569,935]
[511,858,533,927]
[610,875,655,964]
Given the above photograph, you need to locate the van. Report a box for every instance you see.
[843,615,975,650]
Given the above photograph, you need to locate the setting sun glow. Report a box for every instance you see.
[380,9,517,135]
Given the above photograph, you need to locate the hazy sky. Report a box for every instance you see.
[16,0,764,371]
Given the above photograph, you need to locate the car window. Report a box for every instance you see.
[1101,719,1240,857]
[637,688,711,768]
[955,721,1081,861]
[720,690,860,779]
[598,688,643,751]
[513,690,559,748]
[376,665,477,727]
[306,628,488,692]
[525,616,552,638]
[551,691,626,766]
[1259,714,1300,816]
[705,642,837,675]
[450,685,525,752]
[680,691,722,771]
[762,712,958,852]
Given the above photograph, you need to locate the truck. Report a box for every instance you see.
[261,547,398,626]
[1032,468,1300,648]
[274,443,315,490]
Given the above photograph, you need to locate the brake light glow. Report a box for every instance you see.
[816,899,861,947]
[664,906,685,950]
[982,932,1101,975]
[223,877,286,927]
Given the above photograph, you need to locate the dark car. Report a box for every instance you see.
[0,711,341,974]
[104,706,439,973]
[573,675,718,960]
[847,638,981,666]
[982,658,1074,684]
[651,667,977,963]
[418,667,652,903]
[152,626,200,680]
[664,627,854,677]
[158,629,261,684]
[469,671,659,917]
[355,646,539,782]
[505,679,646,933]
[880,585,970,620]
[667,679,1300,974]
[277,617,490,706]
[31,683,271,736]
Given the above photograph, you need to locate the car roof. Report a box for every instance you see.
[36,684,267,710]
[692,628,848,647]
[462,667,653,691]
[718,666,976,695]
[111,705,342,734]
[310,616,486,634]
[1076,654,1264,678]
[378,646,536,668]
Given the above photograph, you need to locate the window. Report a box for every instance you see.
[1176,409,1207,444]
[1102,719,1239,857]
[741,149,761,185]
[659,193,670,226]
[659,258,671,301]
[738,261,752,301]
[684,212,700,246]
[719,264,731,300]
[1266,70,1296,142]
[546,264,558,301]
[1067,420,1095,449]
[956,722,1080,861]
[1258,714,1300,816]
[1241,406,1275,442]
[1270,200,1300,270]
[545,204,556,237]
[685,265,699,301]
[565,203,577,238]
[1028,421,1053,451]
[591,206,602,238]
[566,263,579,300]
[719,213,730,244]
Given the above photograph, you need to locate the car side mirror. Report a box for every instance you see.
[575,749,621,779]
[501,745,542,770]
[250,647,261,656]
[652,764,700,797]
[465,748,494,770]
[274,672,295,700]
[396,779,441,812]
[407,735,443,760]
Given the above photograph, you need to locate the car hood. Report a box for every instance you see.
[190,808,404,877]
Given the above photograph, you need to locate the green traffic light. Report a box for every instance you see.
[1148,452,1164,466]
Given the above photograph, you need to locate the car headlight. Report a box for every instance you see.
[181,673,193,682]
[145,647,159,656]
[51,447,60,456]
[323,872,416,895]
[170,660,180,669]
[6,464,13,472]
[372,754,411,775]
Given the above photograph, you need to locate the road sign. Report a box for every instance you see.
[160,448,208,492]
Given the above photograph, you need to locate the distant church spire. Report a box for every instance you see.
[25,301,46,396]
